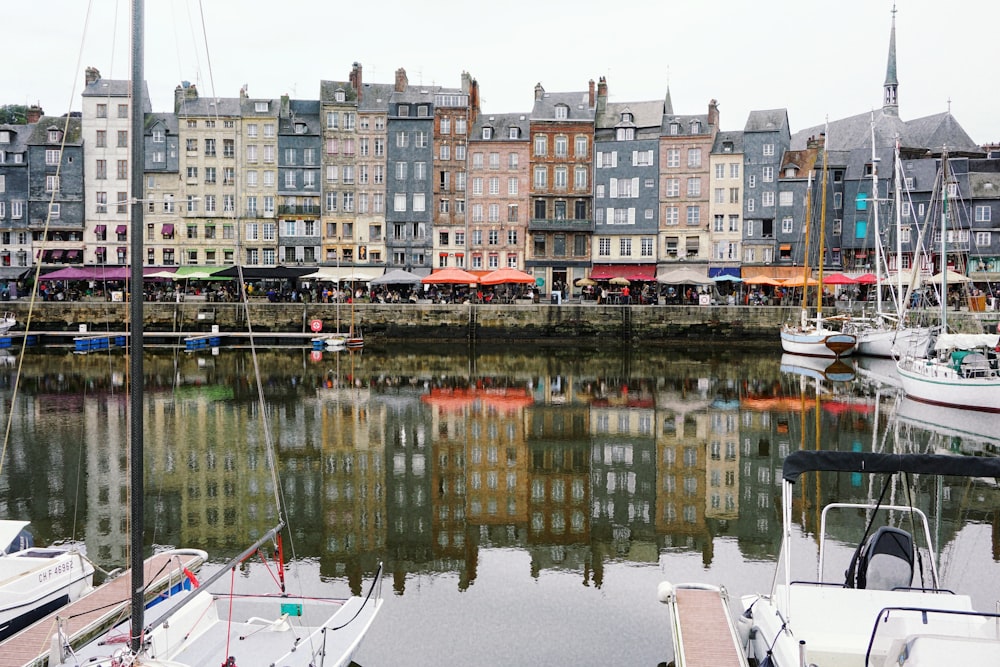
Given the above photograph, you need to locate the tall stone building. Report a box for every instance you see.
[277,97,321,265]
[707,130,744,279]
[525,82,596,293]
[430,74,475,271]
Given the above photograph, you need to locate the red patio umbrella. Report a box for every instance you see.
[421,268,480,285]
[855,273,879,284]
[479,267,535,285]
[822,272,858,285]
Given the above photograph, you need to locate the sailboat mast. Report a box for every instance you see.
[894,137,904,312]
[798,172,814,325]
[870,122,884,317]
[941,149,950,332]
[816,127,830,323]
[128,0,146,651]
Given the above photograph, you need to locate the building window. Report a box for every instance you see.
[533,135,546,156]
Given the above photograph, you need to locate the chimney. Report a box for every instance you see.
[85,67,100,86]
[469,78,480,124]
[596,77,608,116]
[394,67,408,93]
[588,79,595,108]
[26,105,43,124]
[708,99,719,127]
[350,62,363,103]
[806,134,822,150]
[534,83,545,101]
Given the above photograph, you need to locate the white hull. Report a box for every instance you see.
[0,521,94,640]
[0,313,15,334]
[54,568,383,667]
[855,324,932,358]
[780,325,856,358]
[896,356,1000,412]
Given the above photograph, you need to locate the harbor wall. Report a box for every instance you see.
[3,302,995,345]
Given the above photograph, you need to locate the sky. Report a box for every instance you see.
[4,0,998,144]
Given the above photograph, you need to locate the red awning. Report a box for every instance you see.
[117,247,127,253]
[95,247,107,255]
[50,249,65,260]
[162,223,174,235]
[115,225,127,234]
[590,264,656,281]
[66,249,81,259]
[94,225,106,234]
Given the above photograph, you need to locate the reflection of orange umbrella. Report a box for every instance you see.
[741,396,817,411]
[743,275,782,286]
[422,268,481,284]
[421,387,534,413]
[781,275,820,287]
[479,267,535,285]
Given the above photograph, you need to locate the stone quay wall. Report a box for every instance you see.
[4,301,993,345]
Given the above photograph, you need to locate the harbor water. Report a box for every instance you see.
[0,343,997,666]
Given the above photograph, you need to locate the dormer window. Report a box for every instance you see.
[0,131,10,144]
[784,166,798,177]
[670,123,680,135]
[621,112,633,123]
[398,104,410,117]
[335,89,346,103]
[152,129,165,143]
[417,105,429,117]
[691,121,701,133]
[723,142,733,153]
[554,105,568,120]
[482,127,492,140]
[48,129,63,143]
[254,101,268,112]
[508,127,519,139]
[295,122,307,134]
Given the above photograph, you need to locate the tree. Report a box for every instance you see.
[0,105,30,124]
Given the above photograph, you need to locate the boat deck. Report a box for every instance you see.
[673,586,748,667]
[0,550,205,667]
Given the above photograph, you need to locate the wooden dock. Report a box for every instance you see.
[660,583,749,667]
[0,550,205,667]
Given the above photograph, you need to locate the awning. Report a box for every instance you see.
[779,244,792,251]
[117,247,127,253]
[743,266,805,280]
[115,225,127,234]
[708,267,740,279]
[685,238,700,248]
[590,264,656,281]
[855,251,868,258]
[162,224,174,235]
[95,246,107,255]
[50,249,65,260]
[66,249,81,259]
[94,225,106,234]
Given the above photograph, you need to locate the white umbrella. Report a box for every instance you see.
[656,268,713,285]
[926,270,972,284]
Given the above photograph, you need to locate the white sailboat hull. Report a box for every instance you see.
[855,324,931,358]
[896,356,1000,412]
[780,325,856,358]
[0,532,95,640]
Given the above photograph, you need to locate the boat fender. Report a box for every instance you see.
[735,613,752,649]
[656,581,674,604]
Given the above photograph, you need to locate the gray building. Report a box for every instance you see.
[277,98,322,265]
[742,109,791,269]
[592,78,662,283]
[0,117,33,278]
[28,116,85,266]
[385,69,435,272]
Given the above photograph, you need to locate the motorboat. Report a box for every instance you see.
[739,450,1000,666]
[0,312,15,335]
[0,520,95,641]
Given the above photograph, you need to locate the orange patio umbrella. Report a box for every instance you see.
[743,275,783,286]
[422,268,481,285]
[479,267,536,285]
[781,275,820,287]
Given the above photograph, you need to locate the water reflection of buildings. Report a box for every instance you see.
[6,350,1000,596]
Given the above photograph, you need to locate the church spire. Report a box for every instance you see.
[883,3,899,116]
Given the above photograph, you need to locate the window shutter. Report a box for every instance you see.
[632,177,640,197]
[611,151,617,167]
[632,150,638,165]
[609,178,618,198]
[607,207,614,224]
[596,151,603,167]
[628,208,635,224]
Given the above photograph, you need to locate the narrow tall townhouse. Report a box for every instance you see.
[320,76,359,269]
[468,111,530,273]
[29,116,84,268]
[707,130,744,279]
[277,97,321,266]
[174,84,244,268]
[591,77,662,284]
[238,93,280,266]
[431,73,476,271]
[0,109,39,278]
[83,67,147,266]
[385,69,434,272]
[142,112,181,266]
[740,110,791,274]
[657,95,718,277]
[526,82,595,293]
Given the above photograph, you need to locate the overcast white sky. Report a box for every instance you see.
[5,0,998,144]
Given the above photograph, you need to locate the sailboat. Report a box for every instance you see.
[896,149,1000,412]
[850,131,932,358]
[0,521,94,641]
[345,285,364,349]
[47,2,382,664]
[780,128,857,358]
